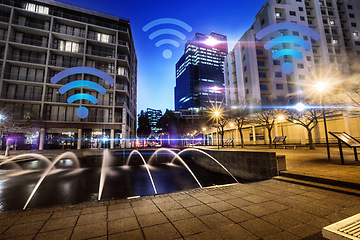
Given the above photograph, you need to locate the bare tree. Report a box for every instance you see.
[230,105,249,148]
[252,109,277,148]
[284,108,323,150]
[212,118,229,148]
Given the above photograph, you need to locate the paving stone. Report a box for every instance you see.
[40,216,77,232]
[108,217,140,235]
[137,212,168,228]
[198,213,233,229]
[152,196,173,204]
[155,201,183,211]
[279,208,318,223]
[108,202,132,211]
[76,212,106,226]
[221,208,256,223]
[286,223,320,238]
[242,195,269,204]
[186,205,216,216]
[35,228,72,240]
[108,229,144,240]
[15,212,52,224]
[71,221,107,240]
[260,212,302,230]
[262,230,300,240]
[173,217,209,236]
[240,218,283,238]
[163,209,194,222]
[143,223,181,240]
[132,205,159,216]
[226,198,252,208]
[108,208,135,221]
[80,206,106,215]
[195,195,221,204]
[184,230,222,240]
[241,204,274,217]
[214,223,259,240]
[2,221,44,238]
[50,210,80,219]
[177,198,202,208]
[207,201,235,212]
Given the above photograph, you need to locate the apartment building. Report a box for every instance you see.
[224,0,360,106]
[0,0,137,149]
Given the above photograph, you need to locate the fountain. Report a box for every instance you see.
[23,152,79,209]
[0,147,244,212]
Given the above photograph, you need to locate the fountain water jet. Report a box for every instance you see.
[0,154,53,169]
[98,149,111,200]
[147,148,202,188]
[126,150,157,194]
[23,152,79,209]
[172,148,239,184]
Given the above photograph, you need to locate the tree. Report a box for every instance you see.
[156,110,179,146]
[284,108,322,150]
[253,109,276,148]
[137,110,151,140]
[230,105,249,148]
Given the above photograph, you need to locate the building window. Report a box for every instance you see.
[350,14,355,18]
[245,77,248,83]
[355,41,360,46]
[303,36,308,41]
[260,85,267,90]
[24,3,49,14]
[306,56,311,61]
[256,49,264,55]
[243,66,247,72]
[261,97,269,102]
[293,31,300,36]
[300,16,305,21]
[276,12,281,18]
[332,39,338,45]
[246,89,249,94]
[297,63,304,69]
[299,7,303,11]
[259,73,266,78]
[328,11,333,16]
[275,72,282,77]
[299,74,305,80]
[243,55,246,61]
[353,32,359,37]
[296,0,302,2]
[330,20,335,25]
[273,60,280,65]
[276,84,283,89]
[351,23,357,28]
[58,40,80,53]
[258,61,265,66]
[289,11,296,16]
[348,5,353,9]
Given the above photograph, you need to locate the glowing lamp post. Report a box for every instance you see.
[213,110,220,149]
[315,82,331,161]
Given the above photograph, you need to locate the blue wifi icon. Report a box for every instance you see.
[143,18,192,59]
[51,66,115,119]
[256,22,320,74]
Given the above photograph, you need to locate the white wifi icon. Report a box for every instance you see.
[143,18,192,59]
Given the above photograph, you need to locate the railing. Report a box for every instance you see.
[45,95,68,103]
[3,72,45,82]
[118,40,129,47]
[10,36,48,47]
[50,59,81,68]
[116,84,127,91]
[2,92,42,101]
[87,49,115,58]
[115,100,126,106]
[7,54,46,64]
[117,54,128,61]
[51,43,84,53]
[53,27,86,38]
[13,19,50,31]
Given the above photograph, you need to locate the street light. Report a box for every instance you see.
[213,110,221,149]
[315,82,331,161]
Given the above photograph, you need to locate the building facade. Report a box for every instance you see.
[0,0,137,149]
[146,108,162,133]
[224,0,360,107]
[175,32,228,111]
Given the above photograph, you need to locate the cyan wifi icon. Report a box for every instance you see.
[256,22,320,74]
[143,18,192,59]
[51,67,115,119]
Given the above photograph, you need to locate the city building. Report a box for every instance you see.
[0,0,137,149]
[175,32,228,111]
[224,0,360,107]
[146,108,162,133]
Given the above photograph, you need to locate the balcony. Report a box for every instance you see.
[13,18,50,31]
[4,72,44,82]
[50,59,81,68]
[0,15,9,23]
[87,33,116,44]
[53,27,85,38]
[87,48,115,58]
[7,54,46,64]
[0,33,6,41]
[51,43,84,53]
[10,36,48,48]
[2,92,42,101]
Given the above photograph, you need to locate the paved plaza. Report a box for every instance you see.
[1,146,360,239]
[0,179,360,240]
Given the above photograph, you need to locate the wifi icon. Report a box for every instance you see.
[51,66,115,119]
[143,18,192,59]
[256,22,320,74]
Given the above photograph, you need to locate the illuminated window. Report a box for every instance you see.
[329,20,335,25]
[353,32,359,37]
[25,3,49,14]
[59,40,79,53]
[275,72,282,77]
[96,33,111,43]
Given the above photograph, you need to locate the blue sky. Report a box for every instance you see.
[59,0,267,113]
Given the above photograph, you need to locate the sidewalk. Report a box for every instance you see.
[1,179,360,239]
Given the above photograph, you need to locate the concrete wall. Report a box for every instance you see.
[188,148,278,180]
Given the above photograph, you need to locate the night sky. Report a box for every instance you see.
[58,0,267,113]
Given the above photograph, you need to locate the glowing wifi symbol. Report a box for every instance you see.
[143,18,192,59]
[256,22,320,74]
[51,66,115,119]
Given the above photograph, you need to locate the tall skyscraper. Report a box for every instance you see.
[146,108,162,133]
[0,0,137,149]
[175,32,228,111]
[224,0,360,106]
